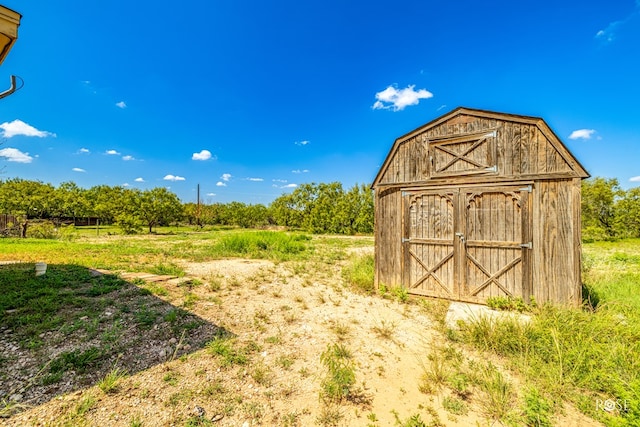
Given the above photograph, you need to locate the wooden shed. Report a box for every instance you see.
[372,107,589,305]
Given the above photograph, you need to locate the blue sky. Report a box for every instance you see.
[0,0,639,204]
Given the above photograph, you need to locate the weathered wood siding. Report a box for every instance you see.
[404,190,456,298]
[463,187,526,302]
[532,179,582,305]
[379,136,429,184]
[376,116,575,186]
[373,108,587,306]
[374,187,402,287]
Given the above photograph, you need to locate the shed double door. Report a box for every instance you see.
[403,185,532,303]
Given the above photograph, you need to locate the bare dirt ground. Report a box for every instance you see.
[3,246,602,426]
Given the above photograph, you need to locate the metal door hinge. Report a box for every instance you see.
[520,242,532,249]
[519,185,532,192]
[402,237,411,243]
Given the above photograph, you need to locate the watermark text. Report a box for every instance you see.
[596,399,629,413]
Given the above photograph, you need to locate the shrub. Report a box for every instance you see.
[116,214,142,235]
[522,387,552,427]
[26,221,59,239]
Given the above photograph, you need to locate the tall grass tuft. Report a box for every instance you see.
[450,241,640,426]
[470,362,514,421]
[320,343,356,403]
[459,301,640,425]
[98,367,128,394]
[212,231,309,260]
[341,254,374,294]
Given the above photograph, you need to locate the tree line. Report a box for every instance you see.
[581,177,640,241]
[4,176,637,241]
[0,178,373,235]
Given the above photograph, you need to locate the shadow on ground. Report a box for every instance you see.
[0,263,227,416]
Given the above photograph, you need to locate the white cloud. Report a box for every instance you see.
[122,155,134,161]
[247,177,264,182]
[206,193,216,197]
[216,181,227,187]
[79,148,90,154]
[122,183,130,187]
[568,129,596,140]
[281,183,297,188]
[72,167,86,172]
[134,177,145,182]
[116,101,127,109]
[372,85,433,111]
[163,174,185,181]
[192,149,213,161]
[437,104,447,111]
[596,26,618,43]
[291,169,309,174]
[0,119,56,138]
[221,173,232,181]
[595,2,640,43]
[0,147,33,163]
[630,176,640,182]
[106,149,120,155]
[294,140,310,146]
[273,179,288,183]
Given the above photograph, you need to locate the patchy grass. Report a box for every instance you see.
[210,231,311,260]
[0,264,127,340]
[451,239,640,426]
[5,231,639,426]
[206,335,248,367]
[0,229,312,271]
[341,253,374,294]
[148,262,186,277]
[0,262,221,409]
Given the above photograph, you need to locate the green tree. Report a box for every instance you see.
[615,187,640,238]
[306,182,344,233]
[336,183,374,234]
[86,185,129,224]
[242,204,269,228]
[269,182,374,234]
[0,178,55,218]
[183,202,198,225]
[54,181,90,221]
[581,177,622,240]
[206,203,227,225]
[269,192,300,228]
[115,188,143,234]
[138,187,183,233]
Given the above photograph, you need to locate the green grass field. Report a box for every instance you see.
[1,230,639,426]
[0,227,315,274]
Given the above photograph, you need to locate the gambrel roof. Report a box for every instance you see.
[372,107,589,188]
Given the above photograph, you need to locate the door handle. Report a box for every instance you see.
[455,232,465,244]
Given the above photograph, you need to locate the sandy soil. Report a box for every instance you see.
[3,251,603,426]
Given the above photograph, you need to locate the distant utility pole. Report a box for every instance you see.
[196,184,202,227]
